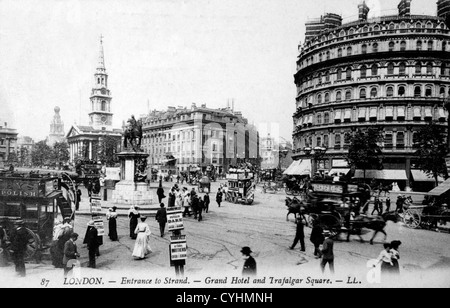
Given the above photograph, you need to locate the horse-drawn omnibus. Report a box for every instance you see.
[0,171,74,262]
[224,168,255,205]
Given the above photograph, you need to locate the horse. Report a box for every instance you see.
[124,120,143,151]
[285,196,304,221]
[340,211,399,244]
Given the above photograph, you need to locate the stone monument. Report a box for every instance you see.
[112,115,153,205]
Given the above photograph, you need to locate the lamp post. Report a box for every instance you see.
[303,146,327,176]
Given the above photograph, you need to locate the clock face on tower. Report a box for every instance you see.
[101,89,106,95]
[101,115,107,124]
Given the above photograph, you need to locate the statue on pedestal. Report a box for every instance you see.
[123,115,143,151]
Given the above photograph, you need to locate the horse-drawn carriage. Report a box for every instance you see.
[0,172,74,262]
[198,176,211,193]
[224,169,255,205]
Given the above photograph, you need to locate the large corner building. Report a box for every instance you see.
[292,0,450,191]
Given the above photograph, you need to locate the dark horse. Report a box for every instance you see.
[124,119,143,151]
[340,211,398,244]
[285,196,305,221]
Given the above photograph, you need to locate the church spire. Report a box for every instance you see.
[97,34,106,73]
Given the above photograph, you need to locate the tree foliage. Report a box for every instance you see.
[31,141,53,167]
[413,121,448,186]
[97,135,120,167]
[344,128,384,179]
[52,141,70,168]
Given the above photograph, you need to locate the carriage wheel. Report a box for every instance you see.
[24,228,41,262]
[403,210,421,229]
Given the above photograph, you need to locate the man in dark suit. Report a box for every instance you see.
[63,233,79,277]
[290,217,305,251]
[85,221,100,268]
[241,246,257,277]
[155,203,167,237]
[10,220,29,277]
[203,193,210,213]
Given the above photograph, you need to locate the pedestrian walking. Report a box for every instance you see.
[320,230,335,274]
[87,180,93,199]
[155,203,167,237]
[63,233,79,277]
[372,197,382,215]
[390,240,402,274]
[191,194,200,219]
[375,243,394,277]
[85,221,100,268]
[183,189,191,217]
[168,188,176,207]
[54,218,73,268]
[132,216,152,259]
[241,246,257,277]
[0,224,8,267]
[10,220,28,277]
[106,207,118,241]
[310,220,324,257]
[385,196,391,212]
[203,192,210,213]
[128,205,141,239]
[396,196,404,213]
[290,217,305,251]
[216,189,223,207]
[198,198,204,222]
[157,182,165,204]
[75,186,82,211]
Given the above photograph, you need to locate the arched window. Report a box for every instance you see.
[440,87,446,97]
[389,41,395,51]
[372,43,378,52]
[425,86,432,97]
[360,65,367,78]
[317,114,322,125]
[319,53,323,62]
[362,44,367,54]
[317,94,322,104]
[347,46,352,56]
[442,63,447,76]
[360,88,367,99]
[400,41,406,51]
[325,93,330,103]
[398,86,406,96]
[387,62,394,75]
[325,71,330,82]
[97,78,101,84]
[101,100,106,111]
[371,64,378,76]
[345,90,352,100]
[337,48,343,58]
[326,51,330,60]
[415,62,422,74]
[386,86,394,97]
[399,62,406,75]
[346,67,352,80]
[426,62,433,74]
[336,91,342,101]
[443,41,447,52]
[324,112,330,123]
[370,87,378,98]
[414,86,422,97]
[428,40,433,51]
[336,68,343,80]
[417,40,422,50]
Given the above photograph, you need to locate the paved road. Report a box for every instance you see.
[1,180,449,288]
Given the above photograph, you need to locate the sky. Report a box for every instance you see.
[0,0,437,143]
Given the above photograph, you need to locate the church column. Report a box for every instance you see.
[89,141,92,160]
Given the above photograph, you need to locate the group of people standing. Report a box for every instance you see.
[375,240,402,277]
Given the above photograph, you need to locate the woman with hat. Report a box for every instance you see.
[375,242,394,277]
[132,216,153,259]
[106,207,118,241]
[241,246,257,276]
[128,205,141,239]
[390,240,402,274]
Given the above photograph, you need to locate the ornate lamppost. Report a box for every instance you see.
[303,145,327,176]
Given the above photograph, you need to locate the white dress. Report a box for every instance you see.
[132,222,152,259]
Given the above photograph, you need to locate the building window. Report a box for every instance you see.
[387,63,394,75]
[370,87,378,98]
[316,136,322,147]
[426,62,433,75]
[346,67,352,80]
[360,65,367,78]
[443,41,447,52]
[324,93,330,103]
[336,91,342,101]
[400,41,406,51]
[371,64,378,76]
[326,51,330,60]
[324,135,329,147]
[425,87,432,97]
[347,46,352,56]
[325,71,330,82]
[317,94,322,104]
[317,114,322,125]
[428,40,433,51]
[415,62,422,74]
[336,68,342,80]
[414,86,422,97]
[417,40,422,50]
[441,63,447,76]
[345,90,352,100]
[384,133,393,149]
[399,62,406,75]
[372,43,378,52]
[337,48,343,58]
[360,88,367,99]
[334,134,341,150]
[386,86,394,97]
[324,112,330,123]
[389,41,395,51]
[362,44,367,54]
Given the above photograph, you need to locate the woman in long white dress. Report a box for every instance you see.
[132,216,152,259]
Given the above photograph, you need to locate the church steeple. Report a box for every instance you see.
[89,35,113,130]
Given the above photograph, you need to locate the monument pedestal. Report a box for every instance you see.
[112,151,153,205]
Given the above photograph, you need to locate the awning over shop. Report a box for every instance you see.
[354,169,407,180]
[329,168,350,176]
[427,178,450,196]
[411,169,444,182]
[283,159,311,176]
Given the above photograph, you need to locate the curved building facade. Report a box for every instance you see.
[292,0,450,191]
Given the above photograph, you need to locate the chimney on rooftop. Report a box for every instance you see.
[358,1,370,21]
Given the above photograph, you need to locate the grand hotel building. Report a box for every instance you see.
[292,0,450,190]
